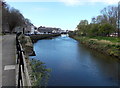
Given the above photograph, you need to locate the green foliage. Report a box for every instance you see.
[74,5,118,37]
[88,24,100,36]
[76,22,115,37]
[99,23,115,36]
[77,20,89,36]
[30,58,51,87]
[72,36,120,58]
[90,36,120,43]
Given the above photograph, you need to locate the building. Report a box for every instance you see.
[37,26,61,34]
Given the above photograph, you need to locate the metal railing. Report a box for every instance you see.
[16,34,31,87]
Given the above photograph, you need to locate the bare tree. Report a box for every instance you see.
[118,1,120,37]
[7,8,25,32]
[2,1,10,32]
[2,1,27,33]
[25,18,32,25]
[91,17,96,24]
[101,6,117,29]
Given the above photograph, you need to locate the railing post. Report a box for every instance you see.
[20,50,24,73]
[18,64,21,87]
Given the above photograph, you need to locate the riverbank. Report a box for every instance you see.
[70,35,120,59]
[30,34,61,43]
[33,35,120,86]
[18,34,51,86]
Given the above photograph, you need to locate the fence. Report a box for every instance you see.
[16,34,31,87]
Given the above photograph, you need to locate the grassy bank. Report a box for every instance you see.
[29,58,51,86]
[30,34,61,43]
[70,35,120,59]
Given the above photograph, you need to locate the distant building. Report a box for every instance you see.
[30,25,35,34]
[37,26,61,34]
[12,23,37,35]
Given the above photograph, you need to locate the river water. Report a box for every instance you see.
[31,35,120,86]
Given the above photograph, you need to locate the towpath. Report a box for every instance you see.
[2,34,16,86]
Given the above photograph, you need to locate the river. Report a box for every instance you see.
[30,35,120,86]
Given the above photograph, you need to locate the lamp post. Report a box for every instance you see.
[118,1,120,37]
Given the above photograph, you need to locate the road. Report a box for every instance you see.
[2,34,16,86]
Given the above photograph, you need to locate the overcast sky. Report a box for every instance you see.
[7,0,119,30]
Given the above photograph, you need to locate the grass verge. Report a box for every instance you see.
[70,35,120,59]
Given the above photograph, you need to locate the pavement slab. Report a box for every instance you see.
[2,34,16,86]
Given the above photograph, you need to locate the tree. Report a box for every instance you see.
[2,1,28,33]
[7,8,25,32]
[91,17,96,24]
[2,1,10,32]
[75,5,117,37]
[24,18,32,25]
[77,20,89,36]
[88,24,100,36]
[118,1,120,37]
[101,6,117,30]
[99,23,115,36]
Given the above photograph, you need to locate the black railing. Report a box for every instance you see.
[16,34,24,87]
[16,33,31,87]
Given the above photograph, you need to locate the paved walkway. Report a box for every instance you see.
[0,36,2,87]
[2,34,16,86]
